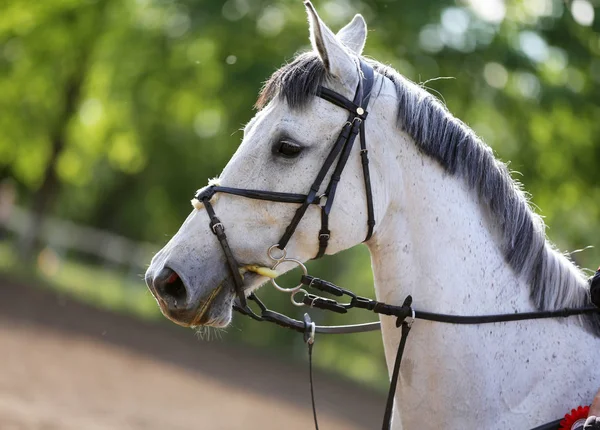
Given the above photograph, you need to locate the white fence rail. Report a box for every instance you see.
[6,206,159,271]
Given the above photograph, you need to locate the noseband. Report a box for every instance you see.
[194,60,376,311]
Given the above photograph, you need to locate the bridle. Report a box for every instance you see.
[192,59,600,430]
[195,59,376,313]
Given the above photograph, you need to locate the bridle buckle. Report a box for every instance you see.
[319,233,330,240]
[318,194,328,207]
[211,222,224,234]
[303,313,316,345]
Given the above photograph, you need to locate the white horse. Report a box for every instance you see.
[145,3,599,428]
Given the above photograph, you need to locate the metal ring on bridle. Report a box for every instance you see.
[291,288,309,307]
[270,258,308,293]
[267,244,287,262]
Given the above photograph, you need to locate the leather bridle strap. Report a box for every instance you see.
[200,197,248,309]
[197,185,318,205]
[257,274,600,430]
[359,109,375,241]
[280,60,375,257]
[314,117,362,258]
[314,62,375,258]
[276,116,357,251]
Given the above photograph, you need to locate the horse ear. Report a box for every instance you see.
[337,14,367,55]
[304,1,357,84]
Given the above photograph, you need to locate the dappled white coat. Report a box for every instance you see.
[145,3,600,429]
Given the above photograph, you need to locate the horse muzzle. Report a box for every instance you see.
[146,267,227,327]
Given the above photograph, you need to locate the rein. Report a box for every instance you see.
[192,59,600,429]
[233,274,600,430]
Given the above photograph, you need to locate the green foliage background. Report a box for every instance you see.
[1,0,599,388]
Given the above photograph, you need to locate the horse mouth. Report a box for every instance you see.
[155,283,227,328]
[149,263,277,328]
[191,264,276,327]
[146,265,223,328]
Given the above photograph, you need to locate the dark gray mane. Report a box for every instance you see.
[257,51,599,335]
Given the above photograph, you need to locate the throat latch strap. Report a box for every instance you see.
[312,60,376,258]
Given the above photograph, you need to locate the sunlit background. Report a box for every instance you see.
[1,0,598,428]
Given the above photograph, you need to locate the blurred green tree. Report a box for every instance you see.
[0,0,598,388]
[1,0,111,257]
[1,0,597,262]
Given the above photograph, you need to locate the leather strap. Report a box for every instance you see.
[201,198,248,309]
[313,116,362,258]
[308,341,319,430]
[314,209,330,259]
[236,272,596,430]
[359,62,376,241]
[303,313,319,430]
[360,120,375,241]
[382,316,412,429]
[198,185,319,205]
[317,87,366,116]
[277,119,353,250]
[311,60,376,258]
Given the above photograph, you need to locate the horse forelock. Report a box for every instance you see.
[256,51,600,335]
[256,52,327,110]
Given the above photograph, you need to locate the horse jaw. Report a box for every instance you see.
[144,2,379,328]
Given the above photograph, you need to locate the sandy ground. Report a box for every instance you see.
[0,278,384,429]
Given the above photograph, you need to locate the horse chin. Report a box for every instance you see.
[187,282,236,328]
[197,287,236,328]
[195,270,272,328]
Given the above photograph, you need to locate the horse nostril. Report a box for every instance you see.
[153,267,188,308]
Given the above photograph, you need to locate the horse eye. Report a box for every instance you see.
[277,140,303,158]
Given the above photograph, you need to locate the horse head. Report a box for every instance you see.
[144,2,389,328]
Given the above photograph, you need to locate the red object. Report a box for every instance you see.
[166,272,179,284]
[559,405,590,430]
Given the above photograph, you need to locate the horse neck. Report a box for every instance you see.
[366,130,533,316]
